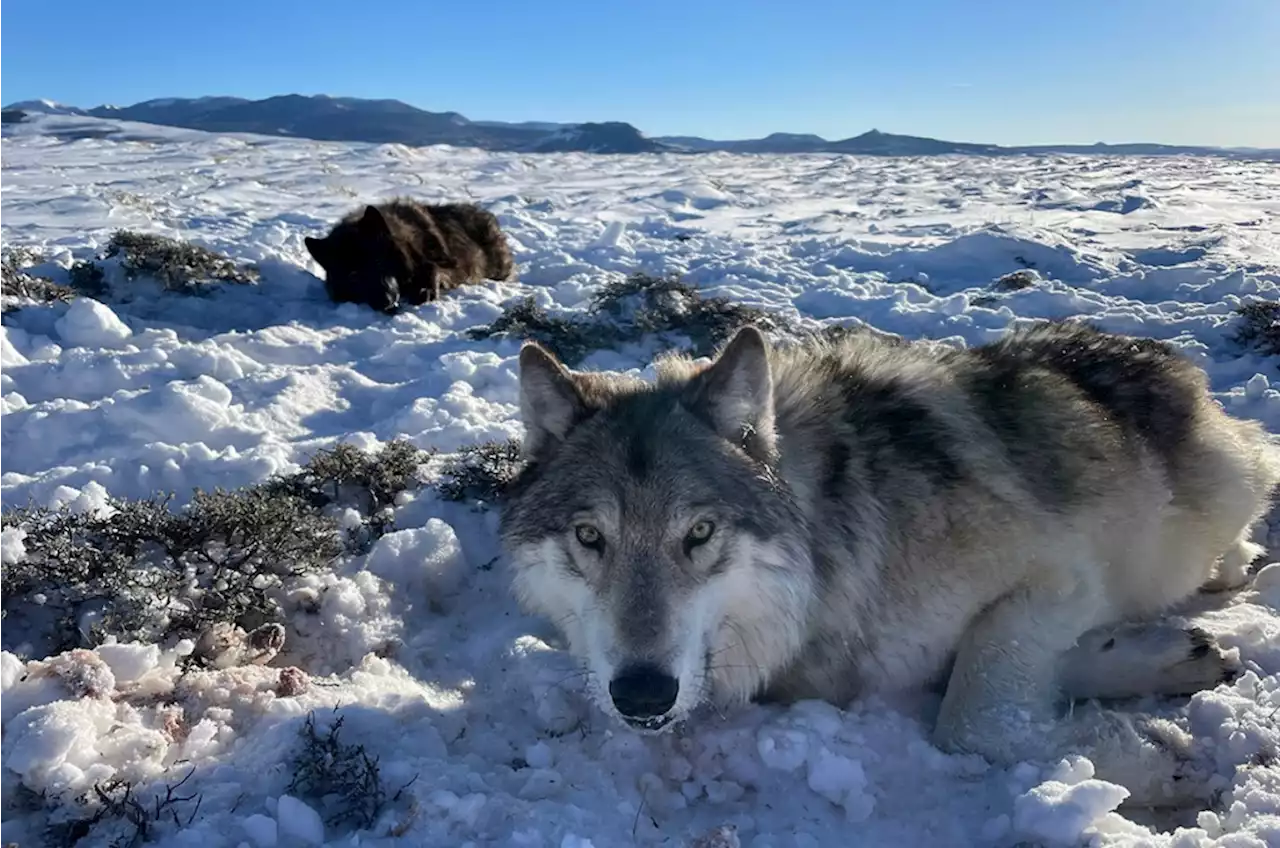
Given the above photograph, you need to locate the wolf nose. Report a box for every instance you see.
[608,663,679,719]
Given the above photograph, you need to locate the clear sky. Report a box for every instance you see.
[3,0,1278,147]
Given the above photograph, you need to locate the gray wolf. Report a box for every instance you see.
[500,320,1280,807]
[304,199,515,312]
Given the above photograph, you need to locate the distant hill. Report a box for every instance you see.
[5,95,1277,160]
[529,122,667,154]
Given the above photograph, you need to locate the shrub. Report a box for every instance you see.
[1,247,77,309]
[467,271,787,365]
[58,230,262,297]
[1,487,342,655]
[289,711,390,830]
[1233,300,1280,358]
[433,439,524,503]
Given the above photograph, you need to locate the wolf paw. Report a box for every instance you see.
[1161,626,1240,693]
[1201,539,1266,593]
[1059,623,1238,701]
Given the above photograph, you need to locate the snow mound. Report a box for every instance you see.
[53,297,133,349]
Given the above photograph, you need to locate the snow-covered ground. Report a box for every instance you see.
[2,112,1280,848]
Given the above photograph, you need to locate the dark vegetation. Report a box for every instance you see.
[1233,299,1280,358]
[1,232,257,314]
[467,270,874,365]
[1,438,526,659]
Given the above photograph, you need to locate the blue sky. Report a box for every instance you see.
[3,0,1277,147]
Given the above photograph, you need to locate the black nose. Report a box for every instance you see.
[609,663,678,719]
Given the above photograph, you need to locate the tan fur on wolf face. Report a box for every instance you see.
[305,198,515,312]
[500,320,1280,806]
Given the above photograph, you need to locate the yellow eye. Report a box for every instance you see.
[687,520,715,545]
[575,524,602,548]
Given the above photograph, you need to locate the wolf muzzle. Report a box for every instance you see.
[375,276,400,313]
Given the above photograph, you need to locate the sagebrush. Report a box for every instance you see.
[0,440,434,655]
[1,246,77,310]
[1233,300,1280,358]
[468,270,896,365]
[289,711,398,830]
[45,768,202,848]
[48,230,261,297]
[0,487,342,655]
[468,271,785,365]
[433,439,524,503]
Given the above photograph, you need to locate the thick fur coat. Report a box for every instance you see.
[500,320,1280,807]
[305,198,515,312]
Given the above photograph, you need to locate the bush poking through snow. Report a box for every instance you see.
[1,247,78,310]
[0,440,447,656]
[1,487,343,657]
[1233,299,1280,357]
[67,259,107,295]
[468,271,786,365]
[289,710,389,830]
[813,321,909,348]
[65,230,260,296]
[590,271,784,357]
[434,439,525,503]
[467,272,907,366]
[106,230,260,290]
[275,439,430,515]
[268,438,432,550]
[50,768,203,848]
[466,295,615,366]
[990,269,1041,291]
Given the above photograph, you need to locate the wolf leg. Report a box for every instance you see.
[402,267,439,305]
[933,569,1214,807]
[1200,536,1265,593]
[1058,622,1237,701]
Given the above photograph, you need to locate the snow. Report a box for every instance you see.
[363,519,465,606]
[52,296,134,348]
[1012,757,1132,847]
[240,812,279,846]
[276,795,326,845]
[2,111,1280,847]
[0,527,27,564]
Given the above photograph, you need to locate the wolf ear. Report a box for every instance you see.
[358,205,390,236]
[687,326,776,462]
[304,236,331,267]
[518,342,587,457]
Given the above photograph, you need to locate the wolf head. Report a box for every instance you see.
[500,327,814,733]
[305,204,454,313]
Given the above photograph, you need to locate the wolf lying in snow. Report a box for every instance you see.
[305,198,515,312]
[500,320,1280,807]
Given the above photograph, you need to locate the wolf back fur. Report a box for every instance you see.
[500,319,1280,807]
[305,198,515,311]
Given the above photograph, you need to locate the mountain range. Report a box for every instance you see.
[4,95,1276,159]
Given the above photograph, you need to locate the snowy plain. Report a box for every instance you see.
[2,112,1280,848]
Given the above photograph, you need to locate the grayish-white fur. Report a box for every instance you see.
[500,320,1280,807]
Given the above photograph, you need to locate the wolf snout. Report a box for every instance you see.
[608,663,679,722]
[376,276,401,313]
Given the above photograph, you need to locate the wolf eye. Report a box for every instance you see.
[574,524,604,550]
[684,520,716,551]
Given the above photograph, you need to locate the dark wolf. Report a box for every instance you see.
[500,319,1280,807]
[305,198,515,312]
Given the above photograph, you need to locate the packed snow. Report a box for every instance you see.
[3,112,1280,848]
